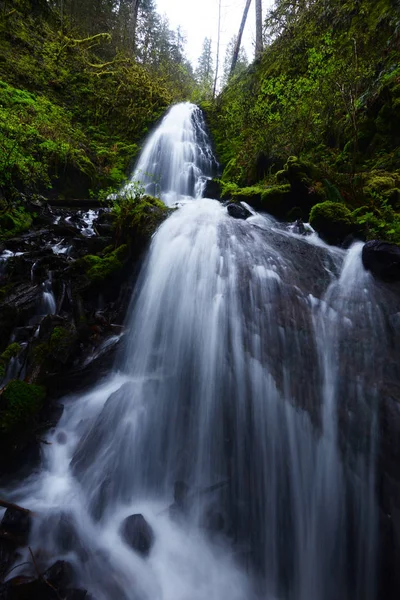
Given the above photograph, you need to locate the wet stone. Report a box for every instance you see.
[1,508,31,543]
[120,514,154,557]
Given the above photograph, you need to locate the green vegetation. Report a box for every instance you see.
[309,201,354,245]
[208,0,400,243]
[0,0,195,201]
[0,380,46,433]
[109,189,169,245]
[0,343,21,380]
[0,203,32,239]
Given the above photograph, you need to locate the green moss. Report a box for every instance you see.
[0,207,32,240]
[49,325,77,364]
[310,201,355,245]
[0,342,21,363]
[0,342,21,381]
[0,380,46,433]
[363,172,400,206]
[260,185,293,216]
[111,193,169,245]
[73,244,128,285]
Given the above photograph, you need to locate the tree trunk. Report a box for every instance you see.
[213,0,222,97]
[230,0,252,76]
[255,0,263,58]
[131,0,141,54]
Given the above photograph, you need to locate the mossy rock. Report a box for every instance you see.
[260,185,293,217]
[0,343,21,380]
[0,209,32,240]
[231,186,263,206]
[111,195,169,255]
[49,325,78,365]
[276,156,317,189]
[310,201,355,245]
[71,244,128,287]
[0,380,46,433]
[363,171,400,207]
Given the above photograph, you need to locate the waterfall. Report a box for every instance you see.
[1,103,384,600]
[124,102,217,206]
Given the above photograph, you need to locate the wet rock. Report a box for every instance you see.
[1,508,31,543]
[94,223,113,236]
[227,204,250,220]
[0,539,17,579]
[120,514,154,557]
[54,221,82,238]
[204,178,222,200]
[0,283,41,324]
[292,219,306,235]
[362,240,400,281]
[62,590,87,600]
[43,560,74,588]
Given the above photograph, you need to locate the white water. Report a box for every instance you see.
[125,102,216,206]
[2,104,384,600]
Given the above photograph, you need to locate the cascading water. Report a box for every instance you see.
[124,103,217,206]
[1,103,386,600]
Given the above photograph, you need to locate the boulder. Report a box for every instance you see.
[120,514,154,557]
[203,179,222,200]
[227,204,250,220]
[43,560,74,588]
[362,240,400,282]
[1,508,31,543]
[309,201,355,246]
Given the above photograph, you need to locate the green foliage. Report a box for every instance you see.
[0,380,46,433]
[309,201,354,245]
[207,0,400,242]
[0,7,179,198]
[76,248,125,285]
[108,185,168,244]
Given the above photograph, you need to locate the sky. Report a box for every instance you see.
[156,0,274,72]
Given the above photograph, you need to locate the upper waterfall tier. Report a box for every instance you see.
[125,103,217,207]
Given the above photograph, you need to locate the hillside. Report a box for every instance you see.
[207,0,400,244]
[0,0,194,210]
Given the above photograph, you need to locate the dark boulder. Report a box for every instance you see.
[227,204,250,220]
[362,240,400,281]
[0,539,16,580]
[43,560,74,588]
[1,508,31,544]
[120,514,154,557]
[203,179,222,200]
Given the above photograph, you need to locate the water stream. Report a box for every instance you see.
[2,102,385,600]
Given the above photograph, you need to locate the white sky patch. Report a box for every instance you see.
[156,0,274,72]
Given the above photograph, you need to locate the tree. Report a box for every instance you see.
[255,0,263,57]
[230,0,252,76]
[222,35,248,87]
[195,37,214,100]
[213,0,222,98]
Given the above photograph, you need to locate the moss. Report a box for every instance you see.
[0,208,32,240]
[73,245,128,285]
[309,201,355,245]
[49,325,77,364]
[113,194,169,246]
[260,185,293,216]
[0,342,21,381]
[363,172,400,206]
[0,342,21,363]
[231,186,264,205]
[0,380,46,433]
